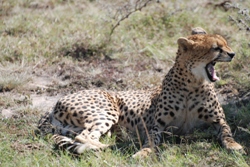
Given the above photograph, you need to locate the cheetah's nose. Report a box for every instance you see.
[228,52,235,58]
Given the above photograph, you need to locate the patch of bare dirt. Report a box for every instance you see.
[31,94,61,111]
[1,109,15,118]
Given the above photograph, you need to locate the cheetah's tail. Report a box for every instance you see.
[52,134,109,154]
[37,109,85,138]
[36,108,65,136]
[36,111,56,136]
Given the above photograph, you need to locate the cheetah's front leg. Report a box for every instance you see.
[213,117,243,151]
[132,125,164,158]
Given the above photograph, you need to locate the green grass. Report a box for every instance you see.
[0,114,249,167]
[0,0,250,166]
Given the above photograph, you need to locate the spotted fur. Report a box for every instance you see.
[38,28,243,156]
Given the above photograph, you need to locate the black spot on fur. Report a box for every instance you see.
[157,118,166,127]
[95,122,102,126]
[131,121,134,127]
[54,110,58,115]
[71,120,75,125]
[170,112,175,117]
[59,112,64,118]
[127,117,130,123]
[66,114,69,119]
[175,106,179,111]
[168,105,173,109]
[73,111,77,117]
[198,107,204,113]
[130,110,134,115]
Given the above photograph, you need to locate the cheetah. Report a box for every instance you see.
[38,28,243,157]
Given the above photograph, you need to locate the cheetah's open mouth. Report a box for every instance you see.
[205,61,220,82]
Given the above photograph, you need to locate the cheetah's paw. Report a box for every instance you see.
[132,148,153,158]
[223,139,246,154]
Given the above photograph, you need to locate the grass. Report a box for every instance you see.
[0,0,250,166]
[0,62,31,92]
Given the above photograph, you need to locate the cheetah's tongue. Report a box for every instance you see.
[207,63,220,81]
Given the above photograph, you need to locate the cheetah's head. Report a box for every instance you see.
[176,32,235,83]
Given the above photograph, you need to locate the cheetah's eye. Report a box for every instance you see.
[213,47,222,53]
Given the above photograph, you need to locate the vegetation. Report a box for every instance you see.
[0,0,249,166]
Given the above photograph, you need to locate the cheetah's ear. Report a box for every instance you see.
[191,27,207,35]
[177,37,194,52]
